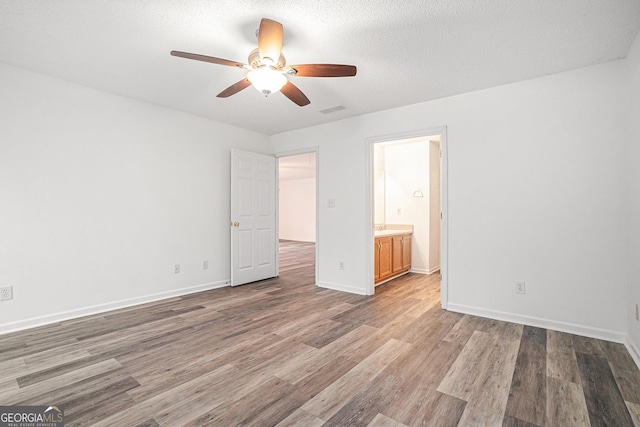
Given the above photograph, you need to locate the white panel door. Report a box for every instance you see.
[231,149,276,286]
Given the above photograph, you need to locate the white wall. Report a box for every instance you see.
[384,142,431,273]
[626,32,640,359]
[0,63,269,332]
[278,177,316,242]
[270,58,629,339]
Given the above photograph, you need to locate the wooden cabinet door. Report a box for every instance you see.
[402,234,412,271]
[374,238,381,282]
[378,237,393,280]
[392,235,404,274]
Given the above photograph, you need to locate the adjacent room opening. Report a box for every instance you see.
[277,152,317,282]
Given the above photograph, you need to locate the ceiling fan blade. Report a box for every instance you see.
[289,64,357,77]
[217,79,252,98]
[171,51,245,68]
[280,81,310,106]
[258,18,283,62]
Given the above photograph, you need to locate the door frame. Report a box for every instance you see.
[365,126,449,308]
[273,147,320,283]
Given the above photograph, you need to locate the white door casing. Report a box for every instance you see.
[231,149,276,286]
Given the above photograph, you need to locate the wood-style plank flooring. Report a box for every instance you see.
[1,240,639,426]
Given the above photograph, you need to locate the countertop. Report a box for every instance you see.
[374,229,412,238]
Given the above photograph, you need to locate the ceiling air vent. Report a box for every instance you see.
[319,105,346,114]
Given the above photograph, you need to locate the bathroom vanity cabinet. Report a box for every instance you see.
[374,232,411,284]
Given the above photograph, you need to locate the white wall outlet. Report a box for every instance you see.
[636,304,639,322]
[339,261,345,270]
[0,286,13,301]
[515,281,526,294]
[328,199,336,208]
[174,264,180,274]
[202,260,209,270]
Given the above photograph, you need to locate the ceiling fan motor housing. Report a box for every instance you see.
[248,48,286,70]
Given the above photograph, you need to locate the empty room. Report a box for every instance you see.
[1,1,640,426]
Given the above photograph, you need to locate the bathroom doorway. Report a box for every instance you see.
[369,128,448,308]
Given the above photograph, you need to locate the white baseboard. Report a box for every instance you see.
[409,267,440,275]
[447,303,626,343]
[317,281,368,296]
[428,266,441,274]
[625,335,640,371]
[0,280,230,335]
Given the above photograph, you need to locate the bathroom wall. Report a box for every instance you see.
[374,144,386,224]
[383,140,431,273]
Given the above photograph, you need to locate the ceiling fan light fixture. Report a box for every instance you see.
[247,66,287,96]
[171,18,356,106]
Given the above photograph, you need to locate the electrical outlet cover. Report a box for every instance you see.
[0,286,13,301]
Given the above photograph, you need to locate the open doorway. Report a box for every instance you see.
[369,128,447,307]
[277,152,317,282]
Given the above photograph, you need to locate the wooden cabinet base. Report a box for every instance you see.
[374,233,411,284]
[375,270,410,286]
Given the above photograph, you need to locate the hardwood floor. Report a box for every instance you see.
[1,240,639,426]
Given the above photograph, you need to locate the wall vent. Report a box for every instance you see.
[319,105,346,114]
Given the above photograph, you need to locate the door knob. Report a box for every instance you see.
[233,222,240,227]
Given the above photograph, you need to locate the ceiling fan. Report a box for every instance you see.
[170,18,357,106]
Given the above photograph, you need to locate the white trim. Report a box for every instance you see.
[365,126,449,305]
[317,280,368,296]
[0,280,230,336]
[273,147,320,285]
[365,141,376,295]
[439,128,449,309]
[625,335,640,371]
[275,157,280,275]
[447,302,626,343]
[408,267,439,275]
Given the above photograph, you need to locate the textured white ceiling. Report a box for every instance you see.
[1,1,639,135]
